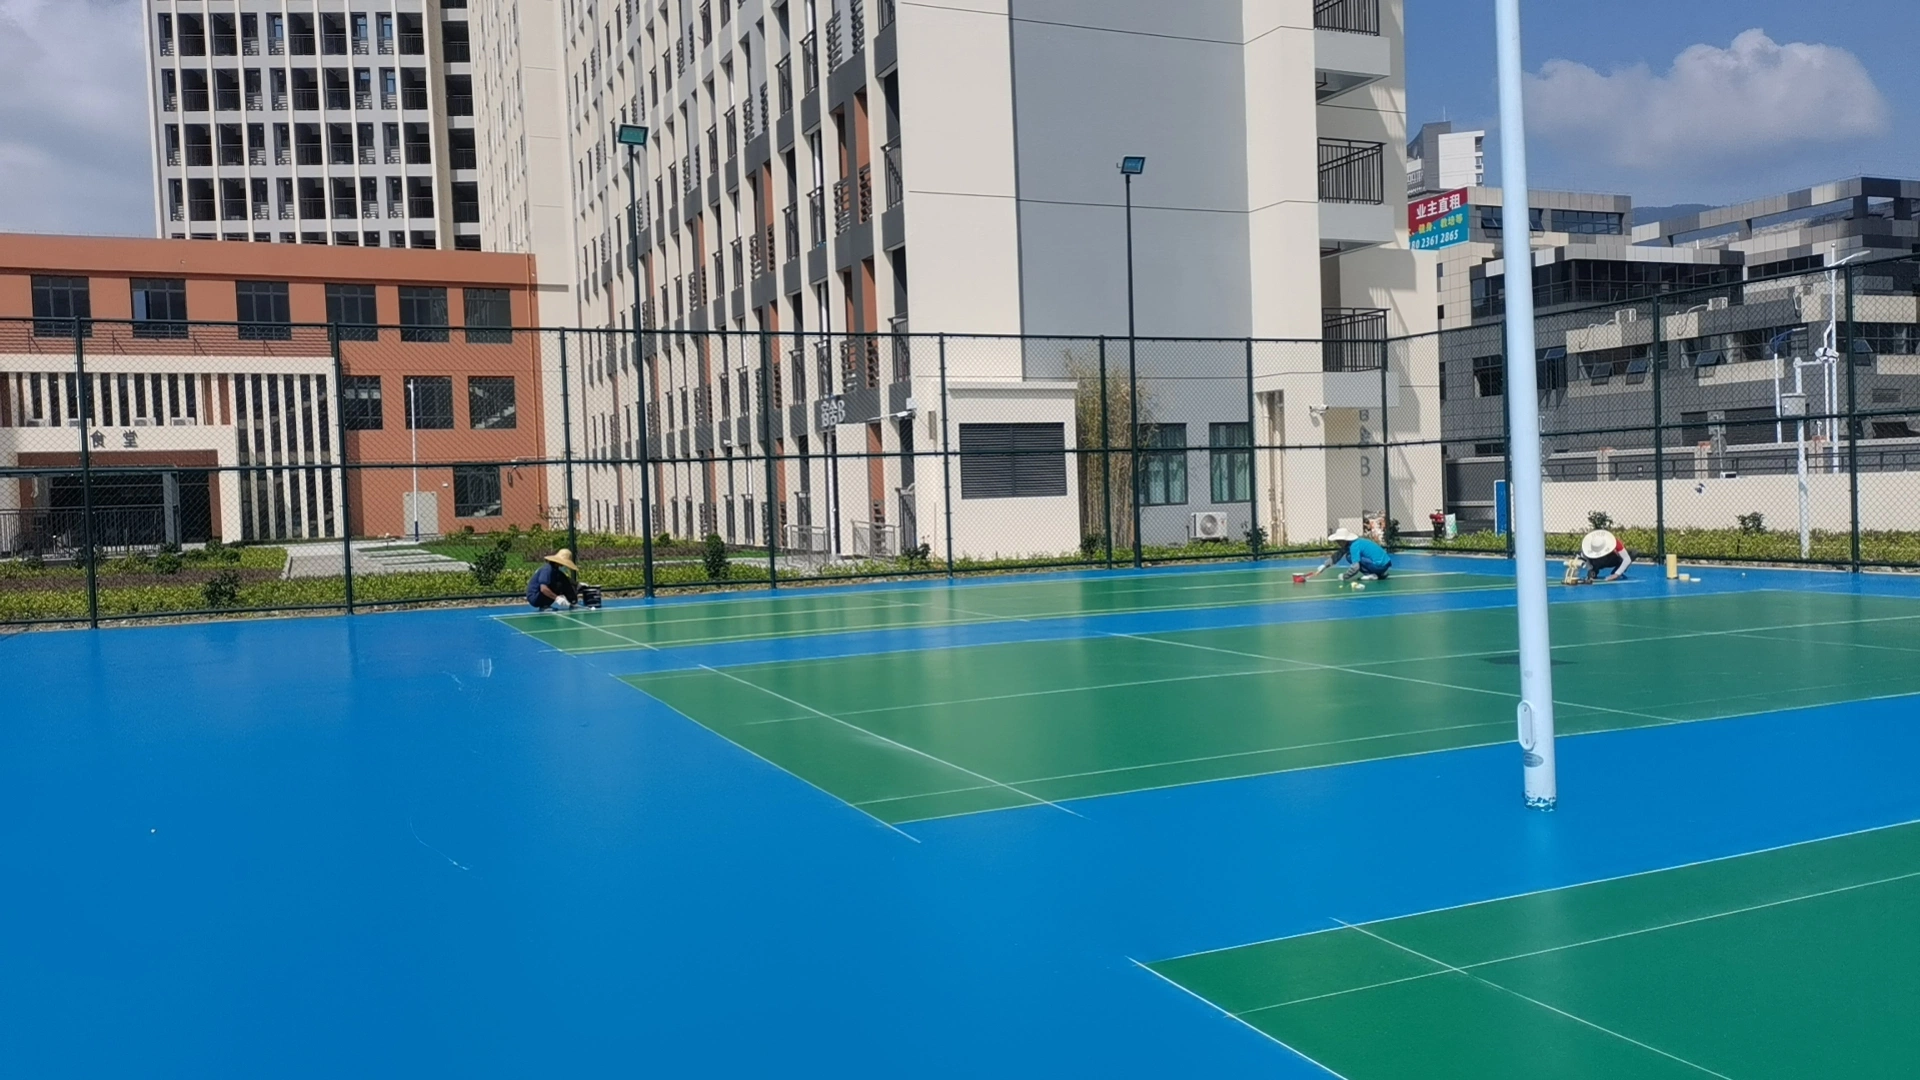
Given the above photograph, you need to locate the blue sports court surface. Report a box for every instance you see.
[6,554,1920,1077]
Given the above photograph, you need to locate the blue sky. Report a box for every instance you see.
[1407,0,1919,206]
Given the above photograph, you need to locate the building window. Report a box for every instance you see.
[1472,354,1505,397]
[452,465,502,517]
[1137,424,1188,506]
[1480,206,1544,235]
[957,423,1068,499]
[1553,209,1625,236]
[1209,423,1251,503]
[235,280,292,340]
[404,375,454,429]
[326,283,379,341]
[31,276,91,338]
[131,278,189,339]
[398,285,449,342]
[468,376,516,429]
[463,287,512,344]
[341,374,383,429]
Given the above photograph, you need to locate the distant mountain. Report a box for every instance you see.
[1631,203,1717,227]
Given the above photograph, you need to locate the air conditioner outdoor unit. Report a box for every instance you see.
[1191,511,1230,541]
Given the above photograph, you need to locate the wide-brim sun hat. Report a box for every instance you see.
[544,548,580,572]
[1328,528,1359,543]
[1581,530,1617,561]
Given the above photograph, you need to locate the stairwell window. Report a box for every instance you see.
[131,278,189,339]
[468,376,517,429]
[1137,424,1188,506]
[235,280,292,340]
[404,375,454,429]
[341,374,383,429]
[31,276,91,338]
[463,288,512,344]
[398,286,449,342]
[452,465,502,517]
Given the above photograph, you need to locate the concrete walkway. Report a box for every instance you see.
[282,540,472,580]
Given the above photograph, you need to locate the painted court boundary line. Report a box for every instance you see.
[1243,867,1920,1014]
[1127,960,1355,1080]
[1334,919,1734,1079]
[1157,814,1920,962]
[695,664,1084,823]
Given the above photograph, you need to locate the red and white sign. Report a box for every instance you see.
[1409,188,1468,229]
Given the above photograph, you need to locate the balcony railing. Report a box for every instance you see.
[777,57,793,113]
[219,144,243,166]
[184,91,210,112]
[186,146,213,166]
[353,38,369,55]
[399,32,425,54]
[850,0,867,48]
[1317,138,1384,204]
[166,148,180,166]
[882,140,903,208]
[326,88,351,110]
[276,146,291,165]
[216,90,241,111]
[269,38,285,57]
[385,145,400,164]
[801,32,819,91]
[724,109,736,153]
[880,0,897,28]
[784,204,800,258]
[272,93,288,110]
[246,92,263,111]
[162,93,178,112]
[289,33,316,55]
[293,89,320,111]
[1313,0,1381,35]
[243,39,259,56]
[249,146,266,165]
[160,41,174,57]
[857,162,873,223]
[407,196,434,218]
[299,197,325,218]
[279,203,293,219]
[833,179,853,234]
[356,91,373,109]
[253,203,270,221]
[359,145,375,164]
[381,93,397,110]
[809,189,827,247]
[1321,307,1387,372]
[730,238,744,288]
[296,145,322,165]
[890,315,910,380]
[749,229,767,278]
[402,88,428,110]
[689,266,707,307]
[826,14,844,70]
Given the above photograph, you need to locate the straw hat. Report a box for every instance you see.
[1581,530,1617,561]
[1328,528,1359,543]
[544,548,580,572]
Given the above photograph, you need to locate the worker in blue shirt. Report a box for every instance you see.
[526,548,581,610]
[1308,527,1392,582]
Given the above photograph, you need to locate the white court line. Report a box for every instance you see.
[696,665,1083,820]
[1159,815,1920,962]
[1243,867,1920,1015]
[547,579,1516,654]
[1335,920,1735,1079]
[853,719,1510,808]
[1128,960,1356,1080]
[557,611,659,651]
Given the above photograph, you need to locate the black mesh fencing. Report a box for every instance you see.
[6,254,1920,627]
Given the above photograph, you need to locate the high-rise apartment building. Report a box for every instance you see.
[557,0,1438,549]
[142,0,482,251]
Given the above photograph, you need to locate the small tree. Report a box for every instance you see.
[702,534,731,581]
[202,570,242,609]
[1737,512,1767,535]
[470,535,512,589]
[1587,511,1614,531]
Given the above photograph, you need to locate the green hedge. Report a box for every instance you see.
[1431,527,1920,564]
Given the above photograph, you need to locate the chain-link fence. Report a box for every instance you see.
[5,255,1918,627]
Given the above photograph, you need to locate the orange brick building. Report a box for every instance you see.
[0,234,551,546]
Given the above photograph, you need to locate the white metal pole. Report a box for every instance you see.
[409,378,419,542]
[1796,362,1810,558]
[1495,0,1557,810]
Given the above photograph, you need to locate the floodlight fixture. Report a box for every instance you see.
[615,124,650,147]
[1118,156,1146,176]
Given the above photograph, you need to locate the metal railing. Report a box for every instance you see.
[833,179,853,234]
[784,204,800,259]
[802,32,820,90]
[1313,0,1381,35]
[857,163,874,223]
[1318,138,1385,205]
[882,141,903,208]
[809,188,827,246]
[1321,308,1387,372]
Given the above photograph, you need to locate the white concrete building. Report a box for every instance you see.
[552,0,1438,556]
[1406,121,1483,197]
[142,0,481,251]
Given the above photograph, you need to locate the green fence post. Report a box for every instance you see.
[329,323,356,614]
[761,326,778,589]
[1846,264,1862,573]
[1099,337,1114,568]
[939,334,955,577]
[1245,338,1261,561]
[1379,333,1390,543]
[1652,290,1666,560]
[1128,336,1143,568]
[74,317,98,627]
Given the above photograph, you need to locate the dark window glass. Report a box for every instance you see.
[463,287,512,344]
[398,285,448,342]
[326,283,378,341]
[452,465,502,517]
[1209,422,1251,503]
[341,374,383,429]
[957,423,1068,499]
[131,278,189,339]
[404,375,454,429]
[235,280,292,340]
[468,376,516,429]
[1553,209,1625,236]
[1472,354,1505,397]
[31,276,91,338]
[1136,423,1188,506]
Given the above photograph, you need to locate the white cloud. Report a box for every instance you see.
[0,0,152,236]
[1525,29,1890,172]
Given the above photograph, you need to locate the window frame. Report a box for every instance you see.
[956,422,1069,500]
[130,278,190,339]
[1136,423,1188,507]
[397,285,450,342]
[462,287,512,344]
[1208,422,1252,504]
[341,374,384,430]
[325,283,379,341]
[451,464,502,518]
[467,375,517,430]
[403,374,455,430]
[235,280,292,341]
[31,275,92,339]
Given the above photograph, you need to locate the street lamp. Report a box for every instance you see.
[1119,155,1145,567]
[615,122,656,597]
[1822,248,1870,470]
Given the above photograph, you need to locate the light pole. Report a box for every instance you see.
[616,122,656,597]
[1494,0,1557,810]
[1119,155,1146,568]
